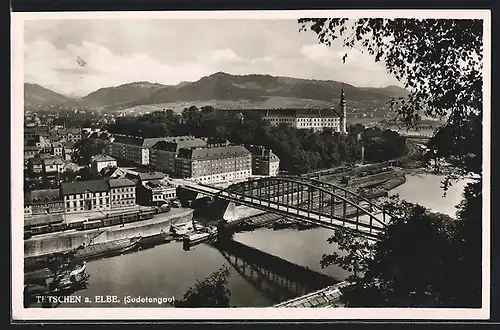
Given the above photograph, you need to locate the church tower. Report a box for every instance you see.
[339,85,347,134]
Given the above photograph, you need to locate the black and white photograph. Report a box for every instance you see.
[11,10,490,320]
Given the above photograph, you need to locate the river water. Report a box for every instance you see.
[54,173,472,308]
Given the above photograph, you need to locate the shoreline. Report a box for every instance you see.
[24,208,194,265]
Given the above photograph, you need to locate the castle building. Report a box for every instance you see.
[262,87,347,134]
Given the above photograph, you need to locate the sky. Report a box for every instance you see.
[24,19,401,97]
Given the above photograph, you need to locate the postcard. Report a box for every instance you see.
[11,9,491,321]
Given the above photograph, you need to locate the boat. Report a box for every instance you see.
[272,219,295,230]
[73,236,142,261]
[182,226,218,246]
[48,261,89,293]
[170,223,194,237]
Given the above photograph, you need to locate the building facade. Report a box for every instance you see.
[91,154,118,173]
[262,88,347,134]
[175,145,252,184]
[60,180,111,214]
[108,178,136,209]
[246,145,281,176]
[109,135,205,166]
[24,189,65,217]
[149,138,208,175]
[138,180,177,206]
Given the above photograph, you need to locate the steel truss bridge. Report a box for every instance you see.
[182,176,396,240]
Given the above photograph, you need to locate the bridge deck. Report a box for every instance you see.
[183,183,386,239]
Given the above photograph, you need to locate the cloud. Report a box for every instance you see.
[300,44,332,61]
[24,39,214,96]
[23,20,402,96]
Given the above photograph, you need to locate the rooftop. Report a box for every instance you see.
[151,138,207,153]
[137,171,167,181]
[91,154,116,163]
[262,108,342,118]
[43,156,65,165]
[113,135,200,148]
[61,179,109,195]
[108,178,136,188]
[177,145,251,160]
[28,189,62,204]
[144,180,176,190]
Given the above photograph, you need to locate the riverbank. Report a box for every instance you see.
[24,208,194,265]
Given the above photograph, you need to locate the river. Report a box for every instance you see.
[50,173,472,308]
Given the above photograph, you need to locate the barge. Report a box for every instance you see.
[73,236,142,261]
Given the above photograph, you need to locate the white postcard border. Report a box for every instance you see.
[11,9,492,321]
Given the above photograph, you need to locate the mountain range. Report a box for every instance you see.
[24,72,409,111]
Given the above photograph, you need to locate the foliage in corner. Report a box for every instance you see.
[175,265,231,308]
[298,18,483,187]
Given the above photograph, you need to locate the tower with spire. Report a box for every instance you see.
[339,85,347,134]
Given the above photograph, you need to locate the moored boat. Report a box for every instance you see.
[73,236,142,261]
[182,226,218,246]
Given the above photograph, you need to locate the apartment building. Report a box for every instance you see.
[109,135,207,166]
[246,145,281,176]
[149,138,207,175]
[175,145,252,184]
[108,178,137,209]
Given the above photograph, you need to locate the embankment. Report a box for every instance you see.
[24,209,194,260]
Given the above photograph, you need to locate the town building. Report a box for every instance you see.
[108,178,137,209]
[28,158,43,175]
[100,166,127,179]
[51,142,64,157]
[109,135,202,166]
[137,179,177,206]
[42,156,65,178]
[62,142,75,161]
[24,145,40,159]
[24,189,65,217]
[261,88,347,133]
[175,145,252,184]
[55,128,82,144]
[60,180,111,213]
[149,138,208,175]
[246,145,281,176]
[91,154,118,173]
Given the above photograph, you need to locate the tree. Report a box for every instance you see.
[299,18,483,307]
[175,265,231,307]
[299,18,483,183]
[72,138,107,166]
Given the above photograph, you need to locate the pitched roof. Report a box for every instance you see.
[151,138,207,152]
[177,145,251,161]
[144,180,175,190]
[262,108,342,118]
[43,156,65,165]
[91,154,116,163]
[108,178,136,188]
[29,189,62,203]
[24,145,40,152]
[137,171,166,181]
[113,135,201,148]
[61,180,109,195]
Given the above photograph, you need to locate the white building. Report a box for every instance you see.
[175,145,252,184]
[91,154,118,173]
[108,178,137,209]
[262,88,347,134]
[60,180,111,214]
